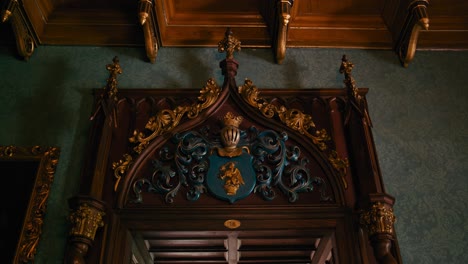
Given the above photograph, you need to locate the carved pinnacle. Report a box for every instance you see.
[218,28,241,60]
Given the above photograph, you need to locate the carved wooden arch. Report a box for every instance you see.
[65,31,402,264]
[114,84,347,210]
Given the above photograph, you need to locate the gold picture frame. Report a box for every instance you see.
[0,146,59,263]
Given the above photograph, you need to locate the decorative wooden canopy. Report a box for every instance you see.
[1,0,468,67]
[63,30,401,264]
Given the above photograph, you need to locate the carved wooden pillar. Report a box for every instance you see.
[360,195,397,264]
[1,0,37,60]
[65,57,122,263]
[339,55,401,263]
[65,196,106,264]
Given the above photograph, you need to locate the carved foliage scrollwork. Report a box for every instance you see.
[238,78,349,189]
[248,128,331,203]
[132,125,332,204]
[238,79,330,150]
[112,78,221,192]
[129,78,221,154]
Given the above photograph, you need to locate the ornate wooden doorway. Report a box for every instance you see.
[64,30,401,264]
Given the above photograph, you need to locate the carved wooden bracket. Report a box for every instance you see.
[1,0,37,60]
[396,0,430,68]
[274,0,294,64]
[138,0,159,63]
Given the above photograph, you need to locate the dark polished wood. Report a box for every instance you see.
[65,52,401,263]
[2,0,467,65]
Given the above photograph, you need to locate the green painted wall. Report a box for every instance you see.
[1,46,467,263]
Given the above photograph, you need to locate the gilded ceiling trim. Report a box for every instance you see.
[0,145,60,263]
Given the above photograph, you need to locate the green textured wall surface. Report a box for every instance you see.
[0,46,467,263]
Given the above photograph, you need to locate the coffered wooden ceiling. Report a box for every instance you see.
[1,0,467,67]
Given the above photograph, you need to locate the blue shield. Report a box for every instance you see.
[207,152,256,203]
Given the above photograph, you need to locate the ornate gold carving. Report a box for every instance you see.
[219,162,244,195]
[224,219,241,229]
[218,28,241,60]
[397,1,429,68]
[112,154,133,192]
[90,56,122,127]
[360,202,396,237]
[0,145,60,263]
[340,55,372,127]
[69,203,105,241]
[275,0,293,64]
[0,145,16,156]
[238,78,330,150]
[329,150,349,189]
[138,0,158,63]
[129,78,221,154]
[113,78,221,191]
[238,78,350,187]
[216,112,249,157]
[1,0,36,60]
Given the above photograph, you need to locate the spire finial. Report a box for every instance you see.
[218,28,241,60]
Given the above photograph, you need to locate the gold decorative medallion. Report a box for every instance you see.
[224,219,241,229]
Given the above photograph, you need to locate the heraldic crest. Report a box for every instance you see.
[132,112,331,204]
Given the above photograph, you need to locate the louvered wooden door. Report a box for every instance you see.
[141,230,337,264]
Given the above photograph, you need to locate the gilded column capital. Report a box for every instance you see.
[65,196,106,264]
[69,203,105,240]
[360,202,396,237]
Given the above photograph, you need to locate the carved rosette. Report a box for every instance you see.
[360,202,396,237]
[69,203,105,241]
